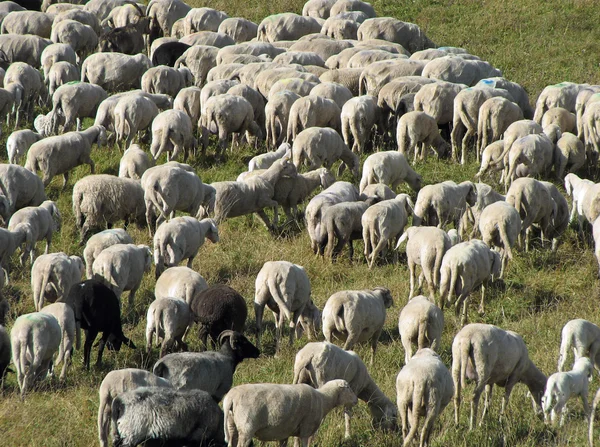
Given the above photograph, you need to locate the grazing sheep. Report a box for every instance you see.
[452,323,547,429]
[81,52,152,92]
[25,125,105,189]
[460,182,505,239]
[540,181,569,252]
[341,95,381,154]
[398,297,444,364]
[542,107,576,134]
[359,151,422,194]
[153,330,259,399]
[146,297,192,358]
[265,90,301,148]
[149,109,195,162]
[558,319,600,373]
[6,130,42,165]
[10,312,61,399]
[83,229,133,280]
[254,261,315,351]
[476,140,506,180]
[0,10,52,38]
[155,266,208,305]
[146,0,191,39]
[111,387,225,447]
[0,34,51,69]
[423,56,501,87]
[249,143,291,171]
[500,119,544,166]
[97,369,173,447]
[118,144,154,180]
[49,83,108,134]
[173,85,201,132]
[503,132,555,191]
[153,217,219,278]
[223,379,358,447]
[555,132,585,180]
[413,80,466,132]
[542,357,593,426]
[46,61,79,98]
[321,199,374,260]
[476,77,534,119]
[439,239,501,325]
[412,180,477,230]
[40,43,77,80]
[141,66,193,99]
[396,348,453,447]
[51,19,98,63]
[218,17,258,42]
[257,12,322,42]
[533,82,584,124]
[357,17,434,53]
[31,252,84,312]
[4,61,44,128]
[0,225,31,280]
[72,174,146,242]
[476,96,524,158]
[310,82,353,109]
[361,184,397,201]
[397,111,450,162]
[0,164,47,215]
[40,302,76,381]
[322,287,393,363]
[114,94,160,150]
[286,96,342,142]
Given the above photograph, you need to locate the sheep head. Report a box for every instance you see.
[218,330,260,361]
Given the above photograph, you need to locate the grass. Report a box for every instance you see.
[2,0,600,446]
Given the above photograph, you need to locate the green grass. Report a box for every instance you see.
[2,0,600,446]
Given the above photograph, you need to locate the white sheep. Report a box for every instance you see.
[293,342,398,438]
[40,302,76,381]
[10,312,61,399]
[254,261,316,351]
[92,243,152,310]
[48,82,108,133]
[340,94,381,154]
[141,65,193,98]
[542,106,576,133]
[555,132,585,180]
[265,90,301,148]
[452,323,547,429]
[114,94,160,150]
[503,132,555,191]
[321,200,374,261]
[248,143,291,171]
[80,52,152,92]
[533,82,584,124]
[412,180,477,231]
[396,348,453,447]
[149,109,195,162]
[46,61,79,98]
[476,96,523,158]
[359,151,422,193]
[322,287,393,363]
[40,42,77,80]
[51,19,98,63]
[361,183,397,201]
[223,379,358,447]
[153,217,219,278]
[476,140,506,180]
[558,319,600,373]
[118,144,155,180]
[83,229,133,280]
[542,357,593,426]
[397,110,450,162]
[286,95,342,142]
[173,86,202,134]
[413,80,466,131]
[146,297,193,358]
[398,296,444,364]
[0,224,31,280]
[6,129,42,165]
[31,252,84,312]
[154,266,208,306]
[4,61,44,128]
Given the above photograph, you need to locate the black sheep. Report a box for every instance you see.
[152,41,191,67]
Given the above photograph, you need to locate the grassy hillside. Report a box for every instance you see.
[1,1,600,446]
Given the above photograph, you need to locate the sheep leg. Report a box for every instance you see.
[254,302,265,350]
[343,332,359,352]
[499,379,518,422]
[369,329,381,365]
[275,309,285,354]
[96,332,110,367]
[127,288,137,313]
[83,329,98,370]
[469,381,486,430]
[480,384,493,423]
[255,209,274,232]
[98,395,111,447]
[62,172,69,191]
[403,406,420,447]
[236,435,253,447]
[402,336,413,365]
[478,281,487,316]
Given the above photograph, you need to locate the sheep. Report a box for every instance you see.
[211,158,297,231]
[10,312,61,399]
[309,82,353,110]
[146,297,192,358]
[555,132,585,180]
[476,140,506,180]
[218,17,258,42]
[200,94,262,156]
[286,96,342,142]
[357,17,434,53]
[476,96,524,158]
[274,50,326,67]
[48,83,108,134]
[398,297,444,364]
[249,143,291,171]
[92,243,152,311]
[6,130,42,165]
[98,10,150,55]
[413,80,466,134]
[83,229,133,280]
[175,45,220,87]
[452,323,547,429]
[542,357,593,427]
[540,180,569,252]
[31,252,84,312]
[80,53,152,92]
[358,59,428,98]
[149,109,195,162]
[227,83,266,132]
[0,224,31,280]
[40,302,76,381]
[114,94,160,150]
[303,0,336,18]
[557,319,600,373]
[4,61,44,128]
[101,2,145,29]
[7,200,61,265]
[361,183,397,201]
[153,217,219,278]
[54,6,102,34]
[63,279,136,369]
[287,37,354,63]
[341,95,382,154]
[40,43,77,80]
[146,0,191,39]
[397,111,450,162]
[359,151,421,194]
[533,82,584,124]
[45,61,79,99]
[505,177,556,252]
[25,125,105,189]
[459,182,506,238]
[542,106,576,134]
[118,144,154,180]
[254,261,317,352]
[141,164,216,234]
[477,201,521,278]
[396,348,453,447]
[97,369,173,447]
[291,126,360,178]
[155,266,208,305]
[322,287,393,363]
[141,66,193,98]
[362,194,413,268]
[1,10,53,38]
[439,239,501,326]
[265,90,301,147]
[423,56,501,87]
[412,180,477,231]
[499,119,544,165]
[0,34,51,68]
[50,19,98,63]
[151,41,190,66]
[153,330,260,399]
[257,12,322,42]
[503,132,556,191]
[476,77,534,119]
[173,85,202,131]
[223,379,358,447]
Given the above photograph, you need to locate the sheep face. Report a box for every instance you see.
[490,250,502,280]
[219,331,260,360]
[297,300,321,340]
[374,287,393,308]
[319,169,336,189]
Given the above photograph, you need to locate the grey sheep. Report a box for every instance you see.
[322,287,393,363]
[321,199,375,260]
[476,77,534,119]
[146,297,193,358]
[40,43,77,80]
[1,10,53,38]
[320,67,363,95]
[217,17,258,42]
[341,95,382,154]
[475,140,506,180]
[257,13,322,42]
[114,94,160,150]
[174,45,219,87]
[4,61,44,128]
[268,77,316,99]
[412,180,477,230]
[45,61,79,99]
[422,56,502,86]
[359,59,427,97]
[555,132,585,180]
[81,52,152,92]
[0,34,51,68]
[215,41,285,65]
[50,19,98,63]
[227,83,266,133]
[331,0,376,18]
[357,17,435,53]
[118,144,154,180]
[173,86,202,133]
[83,228,133,280]
[398,297,444,364]
[321,17,358,39]
[359,150,422,193]
[265,90,301,147]
[0,225,32,280]
[0,164,43,217]
[182,7,228,34]
[361,183,397,201]
[6,129,42,165]
[248,142,291,171]
[397,111,450,162]
[149,109,195,161]
[273,50,326,67]
[476,96,524,158]
[540,180,569,252]
[504,132,555,191]
[558,319,600,373]
[154,266,208,305]
[413,80,467,130]
[40,302,76,381]
[287,96,342,142]
[31,252,84,312]
[542,106,576,133]
[309,81,353,109]
[533,81,585,124]
[146,0,191,38]
[141,65,193,98]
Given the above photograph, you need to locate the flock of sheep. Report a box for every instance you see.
[1,0,600,445]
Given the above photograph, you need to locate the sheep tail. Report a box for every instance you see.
[333,303,346,334]
[148,184,169,222]
[153,305,162,348]
[591,390,600,446]
[417,319,428,350]
[433,245,444,288]
[73,188,85,231]
[292,353,317,386]
[36,261,52,312]
[459,338,472,390]
[497,222,513,260]
[558,330,571,371]
[223,397,234,444]
[267,276,292,321]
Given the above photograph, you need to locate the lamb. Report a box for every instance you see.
[48,83,108,134]
[475,140,506,180]
[223,379,358,447]
[211,158,297,231]
[264,90,301,148]
[114,94,160,150]
[398,296,444,364]
[361,183,397,201]
[153,330,260,399]
[8,200,62,265]
[362,194,413,268]
[397,111,450,162]
[62,279,136,369]
[31,252,84,311]
[542,357,593,426]
[83,229,133,280]
[10,312,61,399]
[45,61,79,98]
[189,285,249,350]
[25,125,105,189]
[412,180,477,231]
[141,66,193,98]
[40,43,77,80]
[254,261,317,351]
[111,387,224,447]
[73,174,146,242]
[149,109,195,162]
[97,369,173,447]
[439,239,501,325]
[291,126,360,178]
[80,53,152,92]
[542,106,577,133]
[6,130,42,165]
[452,323,547,429]
[286,96,342,142]
[248,143,291,171]
[153,217,219,278]
[0,164,45,217]
[557,319,600,373]
[476,96,524,158]
[155,266,208,305]
[555,132,585,180]
[92,243,152,311]
[340,95,381,154]
[359,151,422,194]
[322,287,393,363]
[40,302,76,381]
[118,144,154,180]
[396,348,453,447]
[146,297,192,358]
